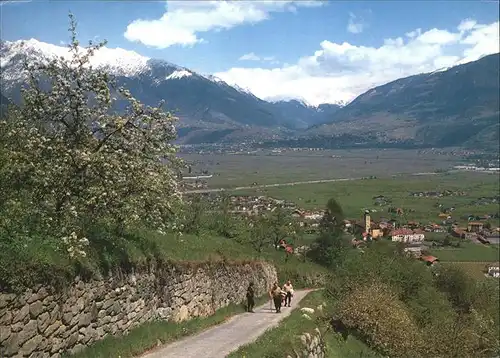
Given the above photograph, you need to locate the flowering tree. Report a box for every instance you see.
[0,14,183,257]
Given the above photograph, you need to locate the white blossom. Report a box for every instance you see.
[0,14,183,259]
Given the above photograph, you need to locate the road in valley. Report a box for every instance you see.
[184,171,442,194]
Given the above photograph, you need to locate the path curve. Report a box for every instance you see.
[141,289,313,358]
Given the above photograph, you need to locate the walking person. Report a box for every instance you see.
[246,282,255,313]
[270,282,283,313]
[283,280,294,307]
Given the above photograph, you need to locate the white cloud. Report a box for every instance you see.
[263,56,277,62]
[458,19,477,32]
[416,28,461,45]
[215,20,500,106]
[239,52,261,61]
[124,0,325,48]
[0,0,31,5]
[347,12,365,34]
[239,52,277,63]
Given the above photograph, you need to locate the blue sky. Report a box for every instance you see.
[2,0,499,104]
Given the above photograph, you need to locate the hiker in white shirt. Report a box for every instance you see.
[282,280,294,307]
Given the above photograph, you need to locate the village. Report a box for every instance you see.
[203,193,500,279]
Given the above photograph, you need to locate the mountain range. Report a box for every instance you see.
[300,53,500,150]
[1,39,499,150]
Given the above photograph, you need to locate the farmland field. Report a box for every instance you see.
[429,242,500,262]
[185,149,499,272]
[181,148,469,188]
[230,172,499,226]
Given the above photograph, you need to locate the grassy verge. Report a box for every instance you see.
[0,227,327,292]
[70,295,270,358]
[440,261,497,281]
[228,290,378,358]
[429,242,500,261]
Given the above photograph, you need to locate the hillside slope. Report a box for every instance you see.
[270,100,342,129]
[0,39,335,144]
[305,53,500,149]
[2,39,498,149]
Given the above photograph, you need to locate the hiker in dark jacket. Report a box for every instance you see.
[246,282,255,312]
[270,282,283,313]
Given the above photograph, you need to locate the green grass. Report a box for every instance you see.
[440,262,495,281]
[429,242,500,262]
[233,172,499,227]
[123,230,328,288]
[70,295,270,358]
[182,148,461,188]
[228,290,378,358]
[0,227,328,292]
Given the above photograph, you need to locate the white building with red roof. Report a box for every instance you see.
[390,228,425,243]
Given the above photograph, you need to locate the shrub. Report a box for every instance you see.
[337,281,425,357]
[327,242,500,357]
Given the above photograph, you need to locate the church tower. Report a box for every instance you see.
[364,210,371,234]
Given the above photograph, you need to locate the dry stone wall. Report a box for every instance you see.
[287,328,326,358]
[0,261,277,357]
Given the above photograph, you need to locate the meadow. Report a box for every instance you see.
[429,242,500,262]
[181,148,466,187]
[231,171,499,226]
[440,262,494,280]
[234,171,500,273]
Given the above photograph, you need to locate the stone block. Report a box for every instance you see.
[12,304,29,324]
[29,301,45,319]
[45,320,62,337]
[71,343,85,354]
[16,319,38,346]
[11,321,24,333]
[78,313,92,328]
[37,312,51,333]
[0,293,16,309]
[96,327,105,339]
[50,338,63,353]
[19,334,43,356]
[0,309,12,325]
[38,337,49,351]
[49,304,60,321]
[0,325,11,344]
[43,294,54,307]
[66,331,79,347]
[53,324,67,338]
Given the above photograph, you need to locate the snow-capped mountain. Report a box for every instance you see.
[270,100,342,128]
[1,39,268,100]
[0,39,343,143]
[1,39,151,81]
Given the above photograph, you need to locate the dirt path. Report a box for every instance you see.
[141,289,313,358]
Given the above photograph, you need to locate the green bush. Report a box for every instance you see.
[326,242,500,357]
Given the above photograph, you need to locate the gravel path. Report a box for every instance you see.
[141,289,313,358]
